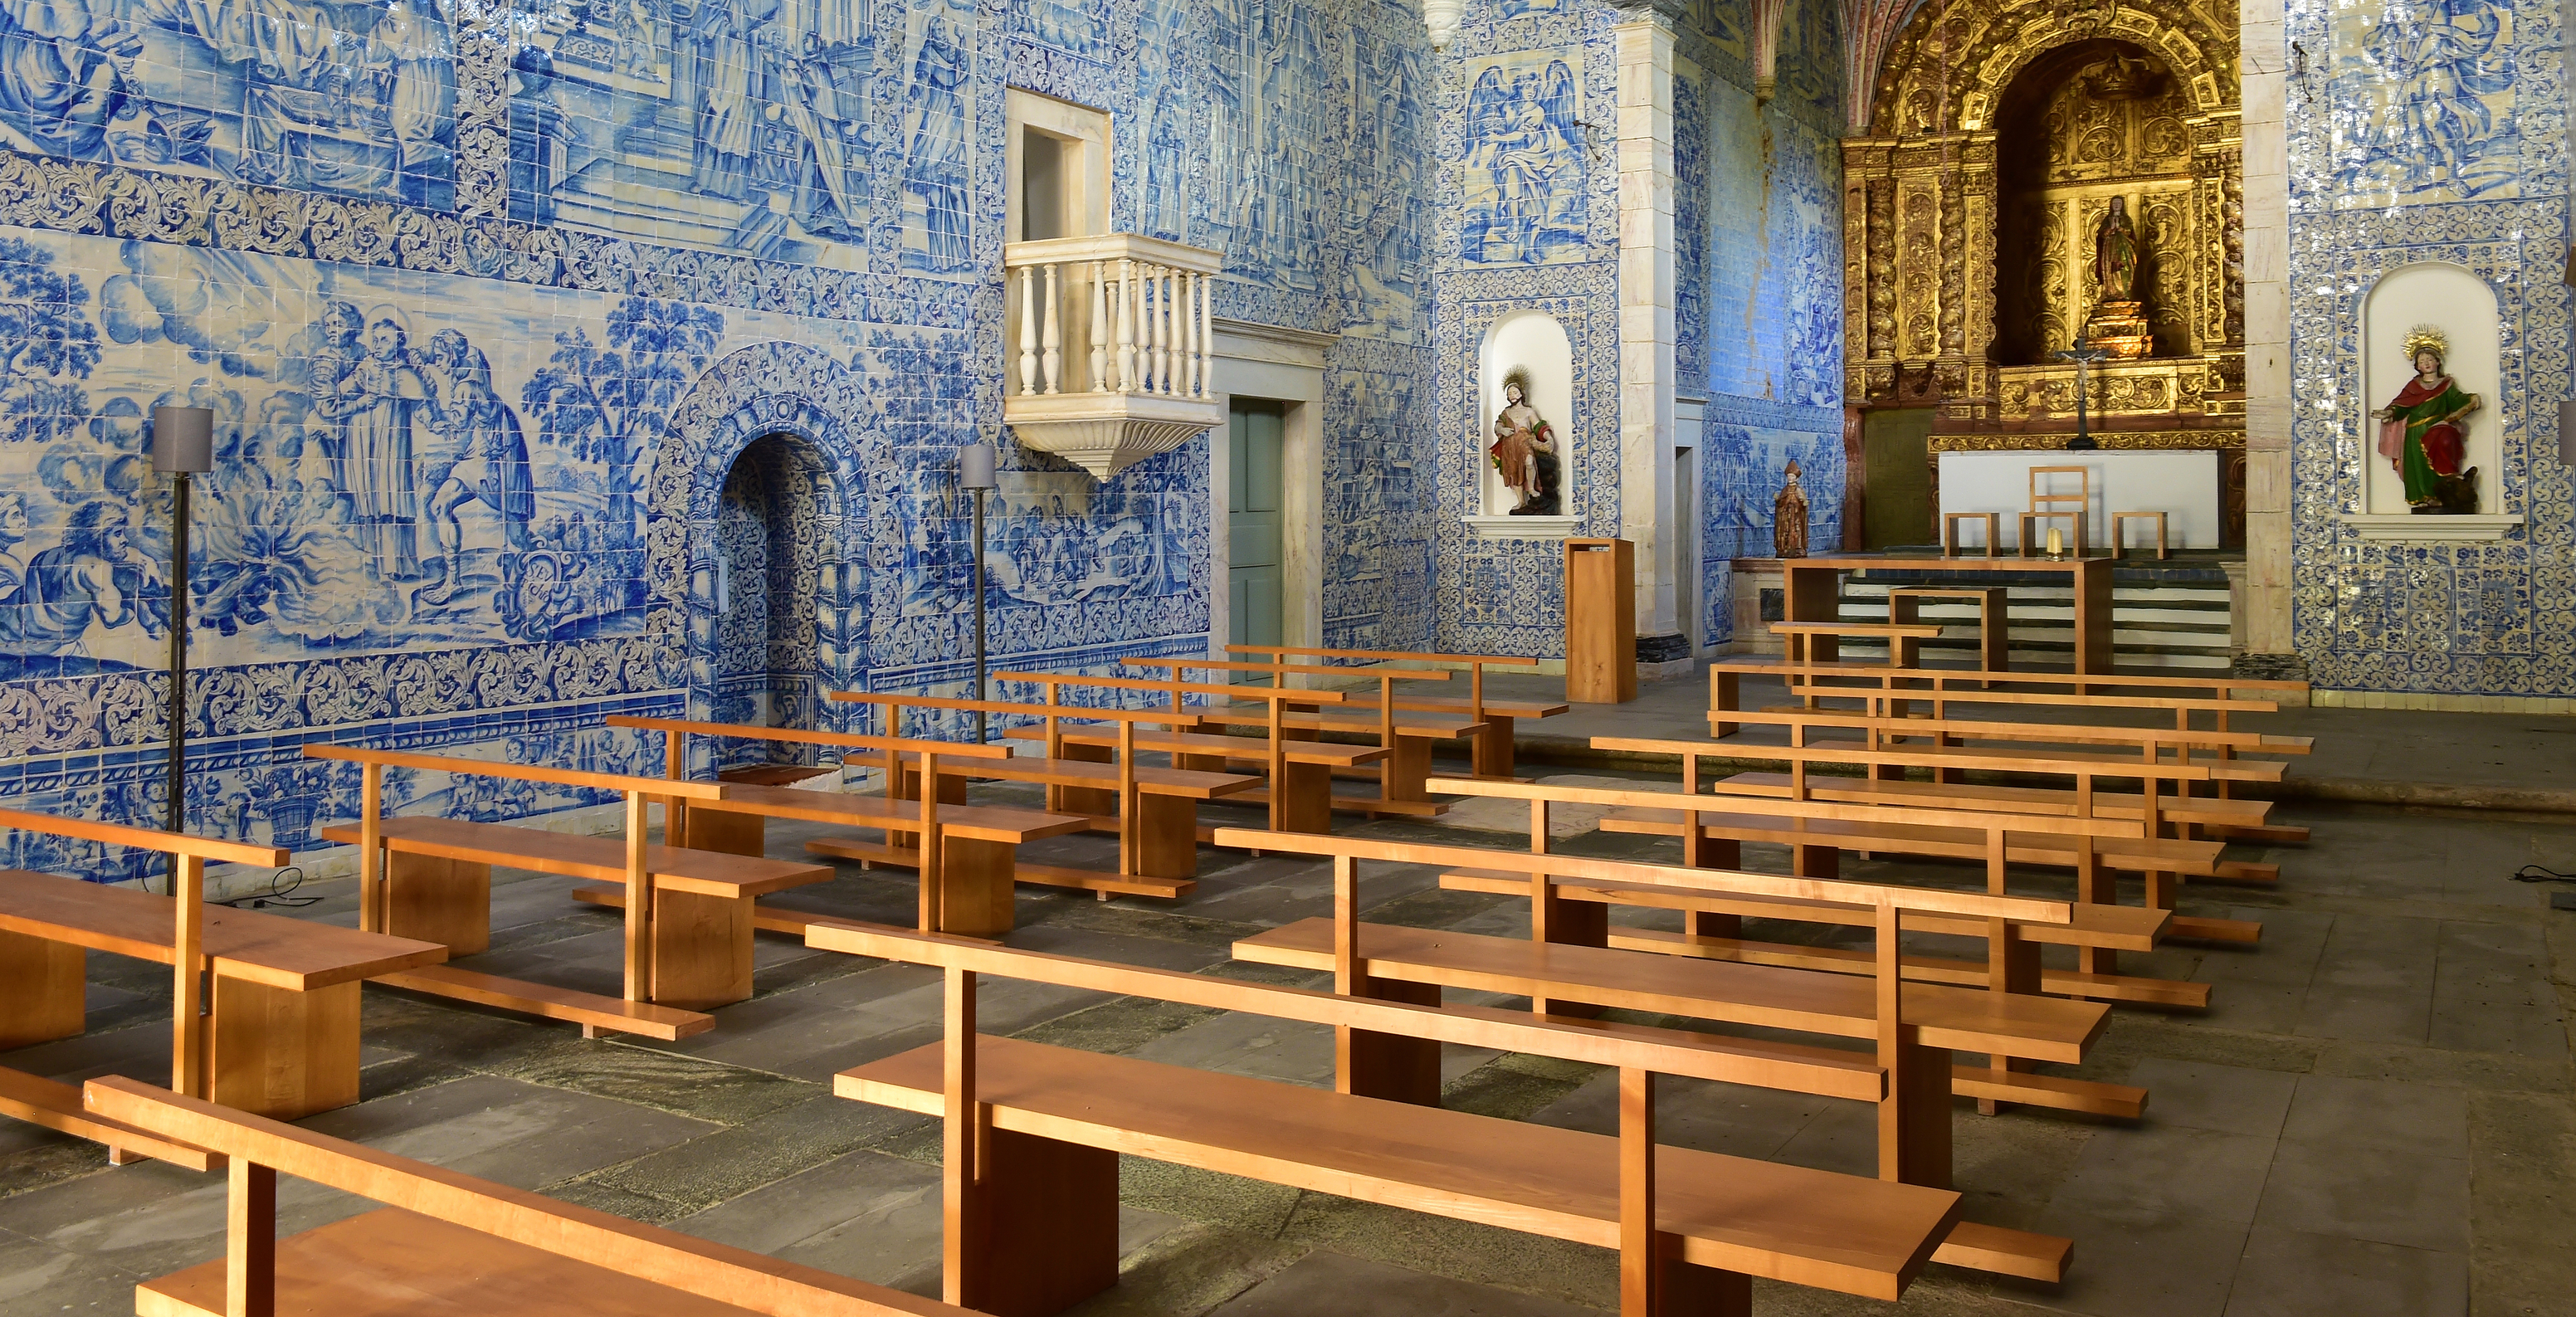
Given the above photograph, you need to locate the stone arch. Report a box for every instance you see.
[646,341,880,766]
[1866,0,2234,138]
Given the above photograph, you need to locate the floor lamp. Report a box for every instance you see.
[153,406,212,886]
[959,443,996,742]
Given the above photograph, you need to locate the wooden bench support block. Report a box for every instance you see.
[681,808,767,860]
[385,852,492,955]
[1931,1221,2072,1284]
[1132,793,1200,880]
[1883,1039,1953,1189]
[1949,1066,2147,1120]
[2168,915,2261,944]
[209,978,359,1121]
[1054,742,1118,817]
[0,928,84,1051]
[2209,861,2280,885]
[939,837,1019,939]
[1337,977,1443,1108]
[649,889,755,1011]
[374,966,714,1040]
[1275,761,1333,833]
[959,1130,1122,1317]
[1471,715,1519,780]
[2208,822,2310,846]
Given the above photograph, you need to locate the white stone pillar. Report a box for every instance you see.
[1616,11,1681,655]
[2240,0,2295,663]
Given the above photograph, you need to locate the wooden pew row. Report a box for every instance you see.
[1222,642,1563,778]
[829,690,1256,895]
[83,1076,970,1317]
[1220,822,2137,1154]
[1118,657,1484,817]
[0,807,440,1151]
[805,920,1980,1315]
[308,744,822,1036]
[995,670,1382,833]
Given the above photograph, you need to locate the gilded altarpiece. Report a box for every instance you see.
[1842,0,2248,543]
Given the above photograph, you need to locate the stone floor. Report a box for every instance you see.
[2,759,2572,1316]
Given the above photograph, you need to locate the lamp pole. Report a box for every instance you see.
[959,443,998,742]
[152,407,213,887]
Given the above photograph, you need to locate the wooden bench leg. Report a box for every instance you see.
[891,768,968,851]
[2074,854,2118,978]
[649,889,756,1011]
[681,809,766,860]
[1274,760,1333,833]
[383,853,493,956]
[957,1128,1120,1317]
[1659,1261,1751,1317]
[1382,735,1432,803]
[0,929,84,1050]
[1681,831,1739,871]
[935,837,1018,939]
[1472,715,1517,778]
[1791,844,1840,880]
[1712,670,1739,739]
[1337,977,1442,1107]
[1534,894,1609,1019]
[208,978,359,1120]
[1130,793,1198,880]
[1979,926,2042,1117]
[1881,1034,1954,1189]
[1055,742,1118,817]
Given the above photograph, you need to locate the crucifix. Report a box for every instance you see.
[2056,337,2111,451]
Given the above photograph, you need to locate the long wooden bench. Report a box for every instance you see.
[1119,657,1485,817]
[0,807,441,1159]
[84,1076,972,1317]
[807,919,1982,1314]
[998,670,1382,832]
[829,693,1258,890]
[1771,620,1948,667]
[309,744,786,1037]
[605,715,1105,929]
[1223,642,1563,778]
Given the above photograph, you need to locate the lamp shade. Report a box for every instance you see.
[959,442,998,490]
[150,407,214,474]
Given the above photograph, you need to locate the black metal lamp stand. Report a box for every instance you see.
[153,407,213,888]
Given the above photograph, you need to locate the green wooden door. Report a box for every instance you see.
[1228,402,1285,659]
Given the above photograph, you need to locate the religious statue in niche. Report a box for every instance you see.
[2082,197,2152,359]
[2374,326,2483,514]
[1490,370,1563,516]
[1773,460,1810,559]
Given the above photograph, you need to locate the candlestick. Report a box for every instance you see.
[2047,525,2065,559]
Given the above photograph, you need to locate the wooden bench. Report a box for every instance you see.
[807,919,1981,1314]
[1119,657,1485,817]
[1769,621,1947,668]
[998,670,1381,833]
[1222,644,1562,778]
[83,1076,973,1317]
[1886,586,2012,674]
[0,807,442,1159]
[1215,825,2130,1170]
[830,692,1258,890]
[606,715,1109,929]
[308,744,793,1037]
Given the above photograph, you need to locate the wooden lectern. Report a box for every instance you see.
[1564,538,1636,704]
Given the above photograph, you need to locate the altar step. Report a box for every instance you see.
[1830,578,2233,671]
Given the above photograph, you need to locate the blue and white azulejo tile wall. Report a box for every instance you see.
[2287,0,2575,695]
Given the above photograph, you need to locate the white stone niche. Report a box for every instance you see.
[2340,261,2522,541]
[1468,310,1581,539]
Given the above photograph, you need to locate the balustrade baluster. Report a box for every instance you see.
[1115,258,1137,393]
[1088,261,1109,392]
[1196,267,1213,398]
[1040,261,1062,394]
[1016,265,1038,397]
[1152,266,1170,394]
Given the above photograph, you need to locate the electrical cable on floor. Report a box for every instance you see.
[217,865,320,909]
[2511,865,2576,883]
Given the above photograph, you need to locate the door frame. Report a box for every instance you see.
[1208,318,1333,663]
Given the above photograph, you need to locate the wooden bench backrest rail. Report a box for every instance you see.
[84,1077,964,1317]
[1705,706,2310,756]
[1713,658,2310,694]
[1716,661,2301,732]
[0,809,290,1107]
[304,743,738,1005]
[609,714,1017,934]
[1124,657,1450,760]
[1427,775,2147,844]
[801,919,1895,1315]
[1223,645,1542,746]
[998,670,1352,832]
[1593,734,2212,833]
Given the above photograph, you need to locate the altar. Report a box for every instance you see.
[1938,450,2224,552]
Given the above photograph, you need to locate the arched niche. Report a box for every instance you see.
[1473,310,1577,533]
[2360,263,2500,515]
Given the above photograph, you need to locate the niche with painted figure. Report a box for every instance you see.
[2359,263,2500,516]
[1474,310,1577,533]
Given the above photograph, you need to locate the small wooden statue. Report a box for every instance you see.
[1773,458,1809,559]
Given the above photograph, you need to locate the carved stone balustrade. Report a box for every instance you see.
[1001,234,1225,480]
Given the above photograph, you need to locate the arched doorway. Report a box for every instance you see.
[708,432,831,771]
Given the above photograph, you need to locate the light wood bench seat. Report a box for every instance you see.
[0,869,445,1121]
[1719,770,2274,830]
[843,1035,1978,1301]
[1007,724,1386,832]
[321,817,830,1015]
[1435,869,2204,1011]
[88,1076,974,1317]
[1599,803,2228,879]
